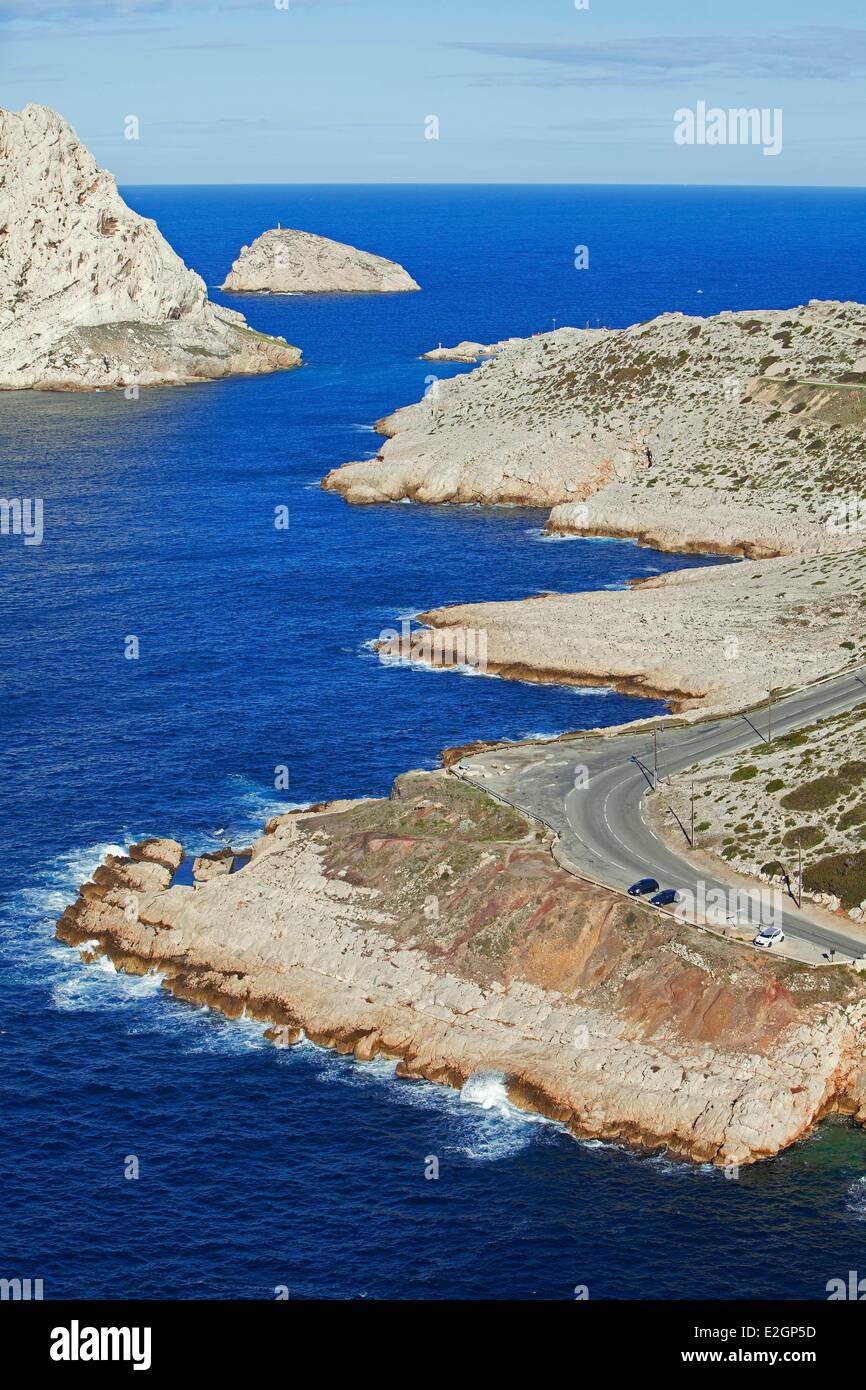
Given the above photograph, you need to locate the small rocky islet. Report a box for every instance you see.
[220,226,420,295]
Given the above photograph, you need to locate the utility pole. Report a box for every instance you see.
[768,685,773,743]
[767,665,776,744]
[653,729,659,788]
[797,835,803,909]
[690,778,695,848]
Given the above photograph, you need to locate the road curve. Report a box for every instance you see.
[459,665,866,960]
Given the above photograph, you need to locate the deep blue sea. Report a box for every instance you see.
[3,186,866,1300]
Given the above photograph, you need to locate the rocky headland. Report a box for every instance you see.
[57,771,866,1165]
[323,298,866,719]
[221,227,419,295]
[0,105,301,389]
[324,300,866,560]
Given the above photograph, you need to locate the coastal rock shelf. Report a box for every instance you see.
[416,547,866,719]
[0,105,301,389]
[221,227,420,295]
[421,338,520,363]
[58,771,866,1167]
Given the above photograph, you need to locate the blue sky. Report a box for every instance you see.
[2,0,865,184]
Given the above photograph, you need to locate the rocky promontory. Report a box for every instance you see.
[416,546,866,718]
[58,770,866,1166]
[421,338,520,363]
[0,105,301,389]
[221,227,419,295]
[324,301,866,560]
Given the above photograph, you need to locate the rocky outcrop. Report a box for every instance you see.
[0,105,301,389]
[221,227,419,295]
[324,302,866,560]
[58,769,866,1165]
[422,338,520,363]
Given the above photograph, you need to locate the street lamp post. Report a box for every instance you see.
[767,665,777,744]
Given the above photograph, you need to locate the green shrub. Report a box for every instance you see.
[781,763,866,812]
[761,861,787,878]
[803,851,866,908]
[783,825,825,849]
[731,765,759,782]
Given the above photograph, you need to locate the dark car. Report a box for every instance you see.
[628,877,660,897]
[650,888,682,908]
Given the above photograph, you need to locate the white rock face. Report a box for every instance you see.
[0,105,301,389]
[221,227,419,294]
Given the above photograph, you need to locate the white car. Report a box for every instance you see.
[753,925,785,949]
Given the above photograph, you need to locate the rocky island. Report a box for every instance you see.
[220,227,420,295]
[0,105,301,389]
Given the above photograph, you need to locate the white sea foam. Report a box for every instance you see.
[526,526,570,543]
[51,960,165,1013]
[847,1176,866,1219]
[454,1070,556,1159]
[460,1070,513,1115]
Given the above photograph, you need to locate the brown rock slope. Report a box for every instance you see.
[58,771,866,1165]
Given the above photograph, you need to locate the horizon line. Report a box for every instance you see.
[117,180,866,191]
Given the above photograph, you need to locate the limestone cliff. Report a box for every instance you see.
[0,105,301,389]
[221,227,419,295]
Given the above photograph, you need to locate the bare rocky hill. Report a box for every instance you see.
[0,105,301,389]
[221,227,419,295]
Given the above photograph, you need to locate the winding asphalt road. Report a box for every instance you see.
[459,665,866,960]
